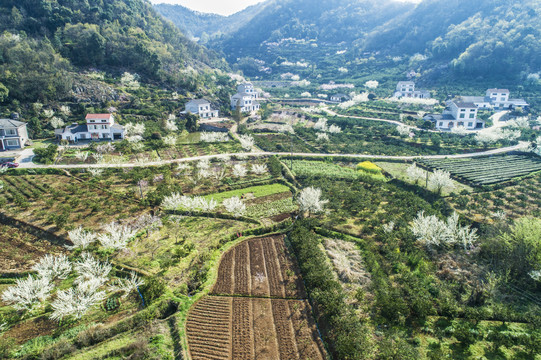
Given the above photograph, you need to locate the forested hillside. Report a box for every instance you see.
[157,0,541,83]
[0,0,228,102]
[362,0,541,77]
[154,2,268,43]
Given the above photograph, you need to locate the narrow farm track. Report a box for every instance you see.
[187,235,326,360]
[17,142,529,169]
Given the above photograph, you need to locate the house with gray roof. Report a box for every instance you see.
[0,119,28,151]
[456,89,529,111]
[54,114,124,142]
[183,99,219,119]
[330,93,351,103]
[394,81,431,99]
[425,100,485,131]
[231,83,261,113]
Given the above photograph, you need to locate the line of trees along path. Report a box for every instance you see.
[17,143,529,169]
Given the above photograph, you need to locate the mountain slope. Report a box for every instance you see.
[361,0,541,77]
[157,0,540,82]
[154,2,269,42]
[0,0,228,102]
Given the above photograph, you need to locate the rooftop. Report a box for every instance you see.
[487,88,510,93]
[85,114,113,120]
[453,101,477,109]
[0,119,26,129]
[187,99,211,105]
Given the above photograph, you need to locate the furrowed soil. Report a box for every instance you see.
[187,235,325,360]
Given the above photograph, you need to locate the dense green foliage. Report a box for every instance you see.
[0,0,228,102]
[288,220,375,360]
[154,2,267,42]
[158,0,541,83]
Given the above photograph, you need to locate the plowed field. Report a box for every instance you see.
[186,235,325,360]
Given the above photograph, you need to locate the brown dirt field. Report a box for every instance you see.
[0,224,66,273]
[2,316,57,345]
[189,235,325,360]
[211,235,305,299]
[187,298,325,360]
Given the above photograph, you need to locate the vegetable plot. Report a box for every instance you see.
[419,155,541,185]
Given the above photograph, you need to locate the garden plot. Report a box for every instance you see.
[0,174,145,235]
[289,160,359,179]
[0,224,66,273]
[418,155,541,186]
[187,235,325,360]
[211,236,305,298]
[204,183,297,220]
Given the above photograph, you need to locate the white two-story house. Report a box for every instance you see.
[183,99,219,119]
[394,81,431,99]
[55,114,124,142]
[231,83,261,112]
[0,119,28,151]
[460,89,529,111]
[425,100,485,131]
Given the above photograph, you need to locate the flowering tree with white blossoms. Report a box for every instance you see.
[406,163,425,185]
[411,211,478,250]
[238,134,255,151]
[316,132,329,142]
[364,80,379,89]
[50,117,65,129]
[328,124,342,134]
[251,164,267,175]
[67,227,96,250]
[223,196,246,217]
[200,132,229,143]
[1,275,53,311]
[165,114,178,132]
[120,72,140,90]
[297,187,328,216]
[97,222,137,250]
[109,272,144,299]
[96,143,115,154]
[396,124,411,137]
[163,135,177,147]
[233,163,247,177]
[87,168,104,177]
[428,169,454,195]
[314,118,328,131]
[32,254,72,280]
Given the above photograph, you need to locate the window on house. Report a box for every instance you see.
[460,114,465,119]
[89,120,95,123]
[5,129,17,136]
[468,122,473,127]
[460,109,466,112]
[469,114,475,119]
[5,139,19,147]
[101,125,107,129]
[439,122,443,127]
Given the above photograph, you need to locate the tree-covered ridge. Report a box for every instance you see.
[0,0,229,102]
[154,2,269,43]
[361,0,541,77]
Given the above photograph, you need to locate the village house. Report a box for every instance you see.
[329,93,351,103]
[183,99,219,119]
[424,100,484,131]
[0,119,28,151]
[231,83,260,112]
[394,81,431,99]
[460,88,529,110]
[55,114,125,143]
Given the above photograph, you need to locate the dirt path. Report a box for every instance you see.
[15,142,528,170]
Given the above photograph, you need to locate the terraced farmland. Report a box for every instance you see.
[419,155,541,186]
[186,235,325,360]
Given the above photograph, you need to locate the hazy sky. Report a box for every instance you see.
[150,0,422,16]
